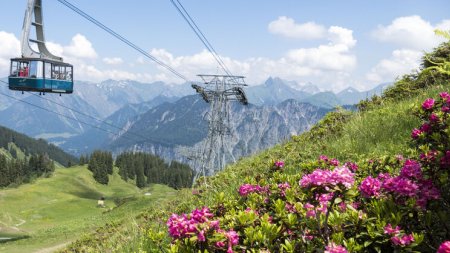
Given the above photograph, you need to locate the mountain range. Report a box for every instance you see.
[0,77,390,164]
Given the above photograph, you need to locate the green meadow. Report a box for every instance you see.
[0,165,177,253]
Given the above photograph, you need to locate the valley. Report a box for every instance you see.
[0,165,177,253]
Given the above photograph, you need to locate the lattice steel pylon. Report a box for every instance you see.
[192,74,248,182]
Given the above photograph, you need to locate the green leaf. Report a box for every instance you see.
[364,241,372,247]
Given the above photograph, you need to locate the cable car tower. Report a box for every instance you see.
[192,74,248,182]
[8,0,74,94]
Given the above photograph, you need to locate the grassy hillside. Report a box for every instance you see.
[0,165,177,253]
[69,85,445,252]
[62,41,449,252]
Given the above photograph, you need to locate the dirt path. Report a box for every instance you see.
[15,218,26,227]
[33,241,72,253]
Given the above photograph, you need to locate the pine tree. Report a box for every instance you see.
[135,159,146,188]
[0,155,9,187]
[92,159,109,185]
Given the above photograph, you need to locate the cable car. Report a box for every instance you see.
[9,0,73,94]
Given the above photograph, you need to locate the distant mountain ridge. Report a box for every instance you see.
[0,79,192,145]
[67,96,330,166]
[246,77,310,105]
[0,77,391,161]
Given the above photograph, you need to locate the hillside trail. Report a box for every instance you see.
[14,218,26,227]
[34,241,72,253]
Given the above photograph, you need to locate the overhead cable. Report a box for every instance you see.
[56,0,190,82]
[170,0,235,78]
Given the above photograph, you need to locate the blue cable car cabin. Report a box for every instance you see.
[8,58,74,94]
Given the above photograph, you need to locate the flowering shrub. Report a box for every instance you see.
[238,184,266,196]
[438,241,450,253]
[164,93,450,252]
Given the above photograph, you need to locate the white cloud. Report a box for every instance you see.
[46,41,64,57]
[63,34,98,59]
[136,23,357,90]
[103,57,123,65]
[328,26,357,48]
[366,49,422,83]
[0,31,20,76]
[372,15,450,50]
[286,26,357,72]
[139,24,358,90]
[0,30,359,91]
[268,16,326,39]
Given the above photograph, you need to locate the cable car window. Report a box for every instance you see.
[59,66,66,80]
[29,61,43,78]
[10,61,19,76]
[52,65,59,79]
[66,66,73,81]
[44,62,51,79]
[17,61,29,77]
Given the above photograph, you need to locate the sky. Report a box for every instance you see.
[0,0,449,92]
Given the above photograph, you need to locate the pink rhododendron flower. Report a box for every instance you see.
[420,123,432,133]
[278,182,290,197]
[302,229,314,241]
[306,209,316,218]
[303,202,316,218]
[304,202,314,209]
[198,230,206,241]
[226,230,239,246]
[274,160,285,168]
[238,184,265,196]
[330,158,340,166]
[360,176,382,198]
[378,173,391,181]
[395,154,405,161]
[191,207,214,222]
[442,105,450,113]
[325,242,348,253]
[278,182,290,190]
[319,155,329,162]
[345,161,358,172]
[382,177,419,197]
[285,203,296,213]
[384,224,401,235]
[437,241,450,253]
[391,234,414,246]
[215,241,226,248]
[400,160,422,180]
[440,92,450,101]
[300,166,354,190]
[318,193,334,203]
[330,166,355,189]
[351,201,360,209]
[411,128,422,139]
[441,150,450,169]
[430,113,440,122]
[167,207,218,241]
[378,163,440,208]
[419,150,438,163]
[422,98,435,110]
[416,179,440,208]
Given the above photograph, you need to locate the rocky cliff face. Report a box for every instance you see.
[107,97,329,169]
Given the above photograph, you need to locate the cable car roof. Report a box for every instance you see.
[10,57,73,67]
